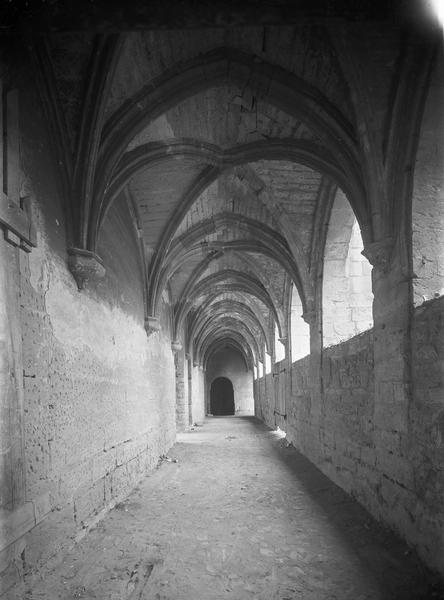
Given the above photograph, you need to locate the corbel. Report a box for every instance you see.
[361,237,394,273]
[67,248,105,290]
[144,315,161,336]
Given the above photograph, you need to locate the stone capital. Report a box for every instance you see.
[361,238,394,273]
[144,315,161,336]
[67,248,105,290]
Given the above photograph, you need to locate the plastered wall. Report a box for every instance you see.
[16,205,176,574]
[412,49,444,305]
[0,82,177,594]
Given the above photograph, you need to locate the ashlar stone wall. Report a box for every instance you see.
[410,297,444,566]
[255,298,444,576]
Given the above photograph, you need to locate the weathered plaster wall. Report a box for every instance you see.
[206,348,254,415]
[0,76,177,595]
[18,206,176,573]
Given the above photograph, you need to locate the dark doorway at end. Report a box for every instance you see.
[210,377,235,416]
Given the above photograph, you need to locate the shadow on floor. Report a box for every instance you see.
[235,415,444,600]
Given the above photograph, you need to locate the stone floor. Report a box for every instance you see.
[19,417,443,599]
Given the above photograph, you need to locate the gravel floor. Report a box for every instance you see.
[19,416,442,599]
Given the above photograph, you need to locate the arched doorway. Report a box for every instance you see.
[210,377,235,416]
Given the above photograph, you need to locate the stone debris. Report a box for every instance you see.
[158,454,179,465]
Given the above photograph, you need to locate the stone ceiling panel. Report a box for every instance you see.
[127,88,319,151]
[106,25,353,124]
[250,159,323,253]
[195,252,266,285]
[246,252,287,312]
[129,158,205,254]
[168,254,203,302]
[173,172,278,239]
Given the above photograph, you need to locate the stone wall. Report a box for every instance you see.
[318,332,375,502]
[257,331,374,492]
[175,349,190,431]
[410,296,444,569]
[0,80,177,596]
[255,315,444,575]
[254,372,274,427]
[287,355,311,447]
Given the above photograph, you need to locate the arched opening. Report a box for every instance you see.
[290,283,310,361]
[322,189,373,347]
[210,377,235,416]
[258,361,264,378]
[274,322,286,363]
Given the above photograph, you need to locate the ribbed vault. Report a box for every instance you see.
[27,11,433,391]
[2,5,442,586]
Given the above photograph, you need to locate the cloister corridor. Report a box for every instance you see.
[1,2,444,598]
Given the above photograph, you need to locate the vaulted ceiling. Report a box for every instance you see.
[19,1,438,368]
